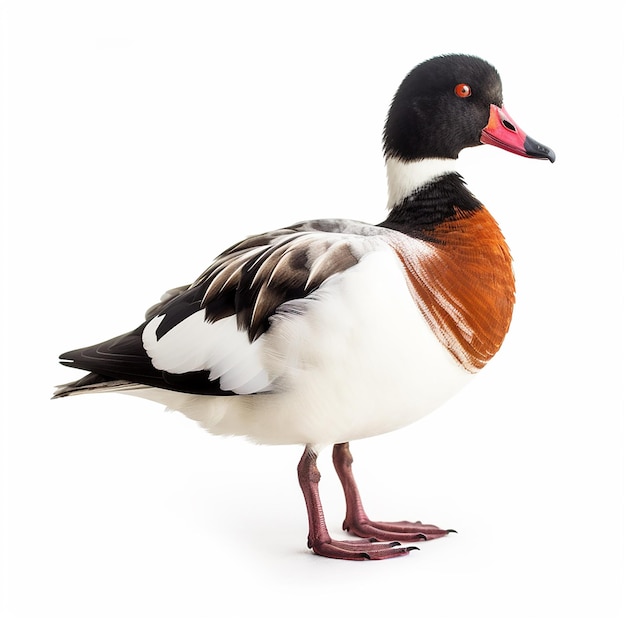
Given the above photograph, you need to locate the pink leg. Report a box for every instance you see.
[332,442,453,542]
[297,446,416,560]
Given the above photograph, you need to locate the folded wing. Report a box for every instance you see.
[57,219,384,397]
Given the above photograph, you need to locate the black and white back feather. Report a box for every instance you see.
[56,219,386,398]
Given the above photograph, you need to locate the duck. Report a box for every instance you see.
[54,54,555,560]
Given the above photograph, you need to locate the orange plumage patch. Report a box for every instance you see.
[391,207,515,372]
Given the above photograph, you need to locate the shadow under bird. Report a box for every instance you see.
[54,54,555,560]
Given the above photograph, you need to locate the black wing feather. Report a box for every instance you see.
[57,219,380,396]
[59,321,235,396]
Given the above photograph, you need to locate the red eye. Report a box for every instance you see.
[454,83,472,98]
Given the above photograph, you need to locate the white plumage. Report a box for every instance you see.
[143,312,273,394]
[134,245,471,449]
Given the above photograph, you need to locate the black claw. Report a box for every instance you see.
[416,533,428,540]
[407,546,420,552]
[446,529,458,534]
[360,552,372,560]
[389,541,402,547]
[367,538,380,543]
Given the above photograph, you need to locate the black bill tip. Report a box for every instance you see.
[524,135,556,163]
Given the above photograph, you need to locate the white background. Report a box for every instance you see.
[2,1,624,624]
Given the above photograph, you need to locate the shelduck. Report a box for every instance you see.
[55,54,555,560]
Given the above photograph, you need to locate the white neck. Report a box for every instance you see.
[385,157,457,209]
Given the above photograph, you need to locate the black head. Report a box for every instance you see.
[384,54,504,161]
